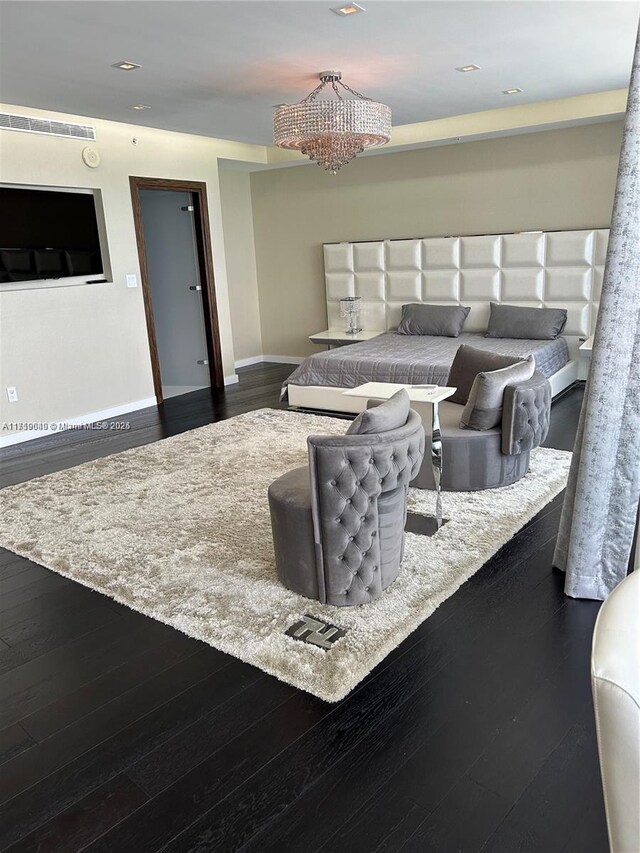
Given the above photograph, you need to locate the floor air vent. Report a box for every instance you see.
[0,112,96,140]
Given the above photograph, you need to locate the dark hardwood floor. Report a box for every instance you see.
[0,366,607,852]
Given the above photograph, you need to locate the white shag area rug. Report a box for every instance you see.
[0,409,571,702]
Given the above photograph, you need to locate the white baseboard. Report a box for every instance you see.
[0,397,158,449]
[263,355,305,365]
[224,374,240,385]
[233,355,263,369]
[234,355,305,368]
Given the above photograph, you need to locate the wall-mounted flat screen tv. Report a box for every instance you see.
[0,187,104,284]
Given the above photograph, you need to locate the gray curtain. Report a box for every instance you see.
[553,24,640,600]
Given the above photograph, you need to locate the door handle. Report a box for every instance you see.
[189,285,202,292]
[197,359,209,366]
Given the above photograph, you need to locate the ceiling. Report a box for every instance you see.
[0,1,638,145]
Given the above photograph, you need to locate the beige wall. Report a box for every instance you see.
[251,121,623,358]
[219,168,263,363]
[0,108,624,440]
[0,104,266,437]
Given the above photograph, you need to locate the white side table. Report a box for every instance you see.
[309,330,384,349]
[342,382,457,528]
[579,336,594,380]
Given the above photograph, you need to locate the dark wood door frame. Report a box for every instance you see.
[129,176,225,403]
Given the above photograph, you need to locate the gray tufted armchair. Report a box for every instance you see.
[268,410,425,606]
[411,371,551,492]
[412,369,552,492]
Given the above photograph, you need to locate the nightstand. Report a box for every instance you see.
[579,336,594,379]
[309,330,384,348]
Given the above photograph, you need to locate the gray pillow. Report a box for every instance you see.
[397,304,471,337]
[486,303,567,340]
[461,356,536,431]
[347,389,410,435]
[447,344,524,405]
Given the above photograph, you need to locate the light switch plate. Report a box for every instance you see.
[126,274,137,288]
[6,386,18,403]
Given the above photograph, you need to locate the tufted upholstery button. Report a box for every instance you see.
[330,480,336,486]
[355,480,360,486]
[346,498,351,504]
[349,536,354,541]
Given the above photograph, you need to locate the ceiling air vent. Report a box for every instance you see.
[0,112,96,140]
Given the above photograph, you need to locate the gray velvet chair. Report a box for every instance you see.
[411,370,552,491]
[268,409,425,606]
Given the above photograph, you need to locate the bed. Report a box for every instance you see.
[285,228,606,414]
[283,331,572,413]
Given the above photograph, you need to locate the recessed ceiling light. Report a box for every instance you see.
[332,3,365,16]
[502,87,523,95]
[111,60,141,71]
[456,64,481,73]
[130,104,151,110]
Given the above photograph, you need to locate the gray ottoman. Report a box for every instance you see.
[268,466,319,601]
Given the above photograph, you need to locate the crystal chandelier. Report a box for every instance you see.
[273,71,391,173]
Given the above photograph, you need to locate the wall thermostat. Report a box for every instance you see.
[82,146,101,168]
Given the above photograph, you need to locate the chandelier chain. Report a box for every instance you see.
[301,78,372,104]
[339,81,374,102]
[302,81,327,103]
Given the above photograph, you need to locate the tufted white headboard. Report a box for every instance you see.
[324,229,609,360]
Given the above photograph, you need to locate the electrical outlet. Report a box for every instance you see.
[6,386,18,403]
[126,274,137,288]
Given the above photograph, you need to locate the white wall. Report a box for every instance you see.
[0,103,265,438]
[250,121,623,358]
[218,168,263,363]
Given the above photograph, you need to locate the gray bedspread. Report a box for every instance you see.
[281,332,569,401]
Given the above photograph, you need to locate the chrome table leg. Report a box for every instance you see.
[431,401,443,528]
